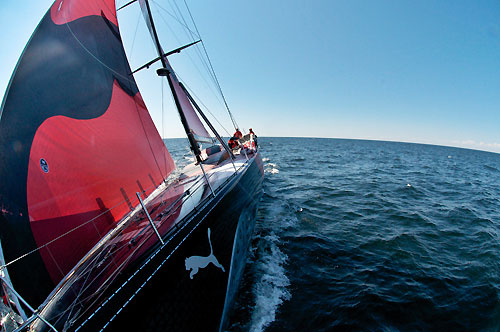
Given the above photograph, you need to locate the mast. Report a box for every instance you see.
[138,0,202,162]
[179,82,234,159]
[0,0,175,306]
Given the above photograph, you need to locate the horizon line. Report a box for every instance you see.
[161,136,500,155]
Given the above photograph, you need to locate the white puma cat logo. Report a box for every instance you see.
[185,228,225,279]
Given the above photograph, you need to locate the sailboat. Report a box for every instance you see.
[0,0,263,331]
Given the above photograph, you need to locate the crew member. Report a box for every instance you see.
[233,128,242,139]
[228,136,238,149]
[249,128,258,148]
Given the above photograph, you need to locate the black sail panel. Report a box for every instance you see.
[0,0,174,305]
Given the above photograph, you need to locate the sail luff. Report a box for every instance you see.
[137,0,212,144]
[0,0,175,305]
[138,0,167,68]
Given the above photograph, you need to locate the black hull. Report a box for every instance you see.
[70,153,263,332]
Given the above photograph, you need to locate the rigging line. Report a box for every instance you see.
[153,9,226,109]
[63,15,136,84]
[183,0,239,130]
[2,176,163,270]
[3,181,165,269]
[149,0,197,36]
[58,257,96,326]
[85,186,217,332]
[180,79,232,137]
[171,68,227,133]
[149,4,228,114]
[170,0,190,28]
[153,5,183,46]
[60,230,145,321]
[149,1,204,73]
[46,247,65,281]
[167,0,210,73]
[50,253,124,324]
[132,96,167,183]
[1,201,126,269]
[183,39,223,101]
[65,213,155,294]
[163,2,217,89]
[190,44,228,109]
[127,11,142,57]
[171,0,200,47]
[152,0,223,94]
[170,0,219,89]
[162,1,224,104]
[149,0,222,101]
[199,40,238,130]
[41,182,180,324]
[190,43,219,89]
[161,76,169,174]
[73,249,136,322]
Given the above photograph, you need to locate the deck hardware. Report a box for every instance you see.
[136,192,164,245]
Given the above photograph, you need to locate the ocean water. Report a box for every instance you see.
[165,137,500,331]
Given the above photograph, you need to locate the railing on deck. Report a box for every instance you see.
[2,149,255,332]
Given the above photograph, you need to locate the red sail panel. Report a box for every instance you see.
[0,0,175,302]
[27,82,173,282]
[51,0,118,25]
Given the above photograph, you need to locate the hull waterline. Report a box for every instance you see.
[29,152,263,332]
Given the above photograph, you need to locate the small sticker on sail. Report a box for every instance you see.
[40,159,49,173]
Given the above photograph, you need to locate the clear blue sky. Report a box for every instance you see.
[1,0,500,153]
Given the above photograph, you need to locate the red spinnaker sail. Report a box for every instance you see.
[0,0,174,304]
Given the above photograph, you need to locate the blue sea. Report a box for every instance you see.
[166,137,500,331]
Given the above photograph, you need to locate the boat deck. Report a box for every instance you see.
[25,147,260,331]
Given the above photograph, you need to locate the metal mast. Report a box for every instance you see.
[138,0,202,162]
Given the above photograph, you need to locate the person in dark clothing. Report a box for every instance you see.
[228,136,238,149]
[249,128,258,148]
[233,129,242,139]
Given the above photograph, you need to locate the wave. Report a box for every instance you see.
[246,196,298,331]
[219,137,500,331]
[264,162,280,174]
[249,233,290,332]
[265,168,279,174]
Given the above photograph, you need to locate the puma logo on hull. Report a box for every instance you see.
[185,228,225,279]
